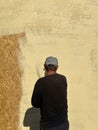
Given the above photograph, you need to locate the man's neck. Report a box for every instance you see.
[45,71,56,76]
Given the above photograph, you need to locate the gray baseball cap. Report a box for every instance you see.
[44,56,58,67]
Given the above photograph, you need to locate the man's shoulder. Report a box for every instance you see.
[37,76,46,82]
[37,73,67,81]
[57,73,67,78]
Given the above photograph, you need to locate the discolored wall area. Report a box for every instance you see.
[0,34,23,130]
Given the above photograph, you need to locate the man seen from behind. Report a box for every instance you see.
[31,56,69,130]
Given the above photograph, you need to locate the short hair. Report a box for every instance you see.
[44,64,58,71]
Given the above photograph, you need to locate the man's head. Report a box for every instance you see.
[44,56,58,72]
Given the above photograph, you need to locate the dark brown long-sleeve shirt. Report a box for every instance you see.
[31,73,69,128]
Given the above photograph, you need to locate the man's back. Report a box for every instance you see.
[32,73,68,128]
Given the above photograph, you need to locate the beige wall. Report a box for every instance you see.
[0,0,98,130]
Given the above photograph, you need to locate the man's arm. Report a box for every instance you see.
[31,80,41,108]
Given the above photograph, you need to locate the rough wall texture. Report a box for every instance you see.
[0,34,23,130]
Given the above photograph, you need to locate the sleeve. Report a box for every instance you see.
[31,80,41,108]
[63,75,68,98]
[63,75,67,87]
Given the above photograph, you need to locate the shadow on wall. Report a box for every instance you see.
[23,107,40,130]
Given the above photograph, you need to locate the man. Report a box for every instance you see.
[31,56,69,130]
